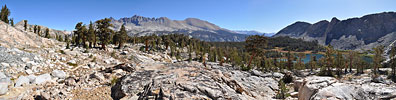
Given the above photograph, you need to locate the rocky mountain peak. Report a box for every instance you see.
[330,17,340,23]
[184,18,221,30]
[109,15,247,42]
[274,12,396,50]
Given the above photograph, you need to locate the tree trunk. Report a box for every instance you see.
[349,60,352,73]
[94,38,97,48]
[247,52,255,68]
[89,42,92,48]
[145,40,149,52]
[101,43,106,50]
[118,43,123,49]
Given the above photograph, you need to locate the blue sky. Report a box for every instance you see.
[1,0,395,33]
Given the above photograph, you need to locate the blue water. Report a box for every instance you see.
[302,54,324,63]
[300,54,372,64]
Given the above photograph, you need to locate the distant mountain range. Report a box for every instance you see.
[274,12,396,50]
[109,15,248,42]
[234,30,275,37]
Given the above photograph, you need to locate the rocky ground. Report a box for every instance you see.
[0,42,283,100]
[1,41,396,100]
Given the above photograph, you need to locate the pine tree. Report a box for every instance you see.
[87,21,96,48]
[335,51,344,77]
[230,48,241,67]
[324,45,335,76]
[390,47,396,80]
[9,18,13,26]
[74,22,88,47]
[23,20,28,31]
[144,36,150,52]
[117,24,127,49]
[202,52,207,67]
[164,36,171,50]
[286,50,294,71]
[347,51,357,73]
[296,53,306,70]
[373,46,384,76]
[356,56,365,75]
[33,25,37,33]
[95,18,113,50]
[176,50,181,61]
[87,21,95,48]
[218,48,224,66]
[81,26,88,48]
[44,28,50,38]
[37,26,41,36]
[65,35,70,49]
[310,55,317,73]
[245,35,268,68]
[0,5,10,24]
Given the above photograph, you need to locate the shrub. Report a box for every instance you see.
[111,77,119,86]
[241,64,251,71]
[91,57,96,62]
[282,73,293,84]
[67,62,78,67]
[111,51,116,58]
[83,49,89,53]
[60,50,66,54]
[275,80,290,99]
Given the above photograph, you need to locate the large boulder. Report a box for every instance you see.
[0,72,6,79]
[33,74,52,84]
[298,76,370,100]
[298,76,337,100]
[111,63,277,100]
[311,83,368,100]
[0,76,10,95]
[15,76,30,87]
[51,70,67,79]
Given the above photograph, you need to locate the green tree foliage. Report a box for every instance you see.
[275,80,288,99]
[87,21,96,48]
[37,26,41,36]
[95,18,113,50]
[390,47,396,80]
[9,18,13,26]
[335,51,344,77]
[296,53,306,70]
[347,51,357,73]
[144,36,151,52]
[245,35,268,68]
[286,50,294,71]
[33,25,37,33]
[309,55,317,73]
[324,45,335,76]
[74,22,87,47]
[0,5,10,24]
[65,35,70,49]
[116,24,128,49]
[356,55,366,75]
[373,45,384,76]
[23,20,28,31]
[44,28,50,38]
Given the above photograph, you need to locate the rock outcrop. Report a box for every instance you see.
[0,21,55,48]
[111,62,281,100]
[297,75,396,100]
